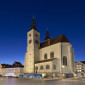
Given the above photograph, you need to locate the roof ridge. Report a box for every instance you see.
[36,58,56,63]
[40,34,70,49]
[50,34,65,40]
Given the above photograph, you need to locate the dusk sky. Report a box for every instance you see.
[0,0,85,65]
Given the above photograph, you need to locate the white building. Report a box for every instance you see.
[0,62,24,77]
[76,61,85,77]
[24,18,75,77]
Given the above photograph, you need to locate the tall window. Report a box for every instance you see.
[44,53,47,59]
[50,52,54,58]
[53,65,56,69]
[46,65,50,69]
[40,65,43,70]
[35,66,38,70]
[63,56,67,66]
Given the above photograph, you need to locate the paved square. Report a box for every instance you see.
[0,78,85,85]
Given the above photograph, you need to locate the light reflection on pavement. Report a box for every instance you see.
[0,78,85,85]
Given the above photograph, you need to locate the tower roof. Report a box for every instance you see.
[29,17,38,31]
[44,28,50,40]
[40,34,70,48]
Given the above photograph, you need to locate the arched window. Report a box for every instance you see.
[63,56,67,66]
[29,40,32,44]
[50,52,54,58]
[46,65,50,69]
[53,65,56,69]
[44,53,47,59]
[40,65,43,70]
[29,34,31,37]
[35,66,38,70]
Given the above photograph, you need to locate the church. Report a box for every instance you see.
[24,17,75,77]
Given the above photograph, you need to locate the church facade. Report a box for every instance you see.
[24,18,75,76]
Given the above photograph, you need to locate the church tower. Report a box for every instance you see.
[24,17,40,74]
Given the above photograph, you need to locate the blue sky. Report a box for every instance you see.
[0,0,85,64]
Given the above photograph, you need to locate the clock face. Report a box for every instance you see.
[35,39,39,44]
[29,40,32,44]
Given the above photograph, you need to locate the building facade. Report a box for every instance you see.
[24,18,75,77]
[76,61,85,77]
[0,62,24,77]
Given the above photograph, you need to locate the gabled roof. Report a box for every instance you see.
[75,61,85,64]
[1,62,24,68]
[35,58,56,64]
[81,61,85,64]
[13,62,22,67]
[1,64,11,68]
[40,34,70,48]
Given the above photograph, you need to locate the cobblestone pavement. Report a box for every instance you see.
[0,78,85,85]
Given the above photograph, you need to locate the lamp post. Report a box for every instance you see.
[62,66,65,74]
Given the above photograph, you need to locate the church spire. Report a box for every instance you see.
[30,17,38,31]
[45,27,50,40]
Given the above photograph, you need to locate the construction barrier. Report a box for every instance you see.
[19,74,42,79]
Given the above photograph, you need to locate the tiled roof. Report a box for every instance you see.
[13,62,23,67]
[40,34,70,48]
[75,61,85,64]
[35,58,56,64]
[81,61,85,64]
[1,62,24,68]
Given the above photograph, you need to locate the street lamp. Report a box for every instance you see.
[62,66,64,68]
[62,66,65,74]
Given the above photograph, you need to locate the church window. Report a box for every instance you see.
[35,66,38,70]
[35,39,39,44]
[82,70,84,72]
[29,40,32,44]
[46,65,50,69]
[40,65,43,70]
[29,34,31,37]
[63,56,67,66]
[35,34,38,37]
[44,53,47,59]
[53,65,56,69]
[50,52,54,58]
